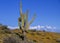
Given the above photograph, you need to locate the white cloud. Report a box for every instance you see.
[30,25,56,32]
[30,25,45,29]
[46,26,52,29]
[8,26,19,29]
[8,25,56,32]
[53,27,56,29]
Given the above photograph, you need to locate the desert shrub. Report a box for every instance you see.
[43,30,46,32]
[42,38,44,39]
[15,33,24,40]
[3,37,20,43]
[4,30,11,34]
[0,25,8,30]
[56,38,60,43]
[46,37,50,39]
[0,30,11,34]
[33,40,37,42]
[30,29,36,32]
[0,24,12,34]
[15,33,20,37]
[41,34,45,36]
[2,25,8,29]
[36,32,41,35]
[0,30,5,34]
[31,33,35,35]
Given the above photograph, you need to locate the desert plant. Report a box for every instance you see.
[31,33,35,35]
[18,0,36,41]
[46,37,50,39]
[56,38,60,43]
[33,40,37,42]
[43,30,46,32]
[32,29,36,32]
[0,25,8,30]
[3,36,20,43]
[36,32,41,35]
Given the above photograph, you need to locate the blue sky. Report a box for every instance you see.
[0,0,60,32]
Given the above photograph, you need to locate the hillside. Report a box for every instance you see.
[13,29,60,43]
[0,26,60,43]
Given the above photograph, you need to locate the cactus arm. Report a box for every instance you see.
[26,10,29,21]
[29,13,36,25]
[20,0,23,18]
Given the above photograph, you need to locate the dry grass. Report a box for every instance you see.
[0,27,60,43]
[12,29,60,43]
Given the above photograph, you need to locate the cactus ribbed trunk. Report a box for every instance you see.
[18,0,36,42]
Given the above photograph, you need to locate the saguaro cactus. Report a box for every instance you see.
[18,0,36,41]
